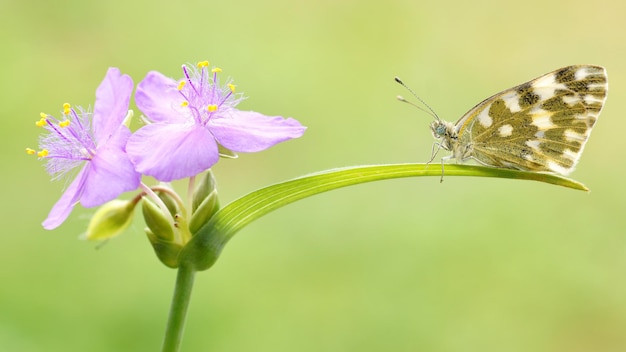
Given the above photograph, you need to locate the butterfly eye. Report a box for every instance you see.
[435,124,446,137]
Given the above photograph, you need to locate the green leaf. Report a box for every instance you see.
[179,163,588,270]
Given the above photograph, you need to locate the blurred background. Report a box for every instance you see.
[2,0,625,351]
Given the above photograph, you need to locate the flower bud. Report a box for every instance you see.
[84,199,136,241]
[157,186,179,217]
[145,229,182,268]
[192,171,218,212]
[189,190,219,234]
[189,171,220,233]
[142,197,175,242]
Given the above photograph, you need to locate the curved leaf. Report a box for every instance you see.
[179,163,588,270]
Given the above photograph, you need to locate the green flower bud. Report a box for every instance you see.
[189,190,219,234]
[157,186,179,217]
[145,229,183,268]
[192,170,218,213]
[84,199,136,241]
[190,171,220,234]
[142,198,175,242]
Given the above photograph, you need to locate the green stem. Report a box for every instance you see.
[162,264,196,352]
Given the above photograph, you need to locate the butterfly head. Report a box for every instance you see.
[429,120,457,151]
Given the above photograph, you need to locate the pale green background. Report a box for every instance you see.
[2,0,625,351]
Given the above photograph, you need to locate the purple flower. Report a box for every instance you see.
[126,61,306,182]
[36,68,141,230]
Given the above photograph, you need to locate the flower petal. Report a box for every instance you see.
[127,123,219,182]
[42,166,89,230]
[81,127,141,207]
[93,68,134,142]
[209,111,306,152]
[136,71,187,123]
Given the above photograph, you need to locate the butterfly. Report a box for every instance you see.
[396,65,608,180]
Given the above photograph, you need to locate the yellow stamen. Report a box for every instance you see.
[228,83,236,93]
[59,120,70,128]
[197,61,210,68]
[36,118,47,127]
[207,104,218,112]
[25,148,36,155]
[37,149,49,158]
[63,103,71,115]
[181,101,189,107]
[211,67,222,73]
[177,81,186,91]
[40,112,47,118]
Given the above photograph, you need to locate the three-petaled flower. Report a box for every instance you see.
[32,68,141,229]
[126,61,306,182]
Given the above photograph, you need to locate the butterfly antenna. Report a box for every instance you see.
[394,76,440,121]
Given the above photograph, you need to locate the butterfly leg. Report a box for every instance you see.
[428,142,448,182]
[428,142,444,165]
[439,155,453,183]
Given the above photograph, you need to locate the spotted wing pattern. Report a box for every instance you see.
[453,65,607,175]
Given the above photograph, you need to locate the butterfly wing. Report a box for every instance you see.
[454,65,607,175]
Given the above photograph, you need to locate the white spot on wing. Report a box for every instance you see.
[526,140,541,150]
[587,83,607,90]
[563,149,579,161]
[498,124,513,137]
[547,161,572,175]
[584,95,604,104]
[532,74,568,100]
[529,107,553,126]
[532,115,555,130]
[575,67,592,80]
[502,91,522,112]
[562,95,581,106]
[477,109,493,128]
[564,129,586,142]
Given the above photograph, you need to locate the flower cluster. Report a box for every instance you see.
[30,62,306,231]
